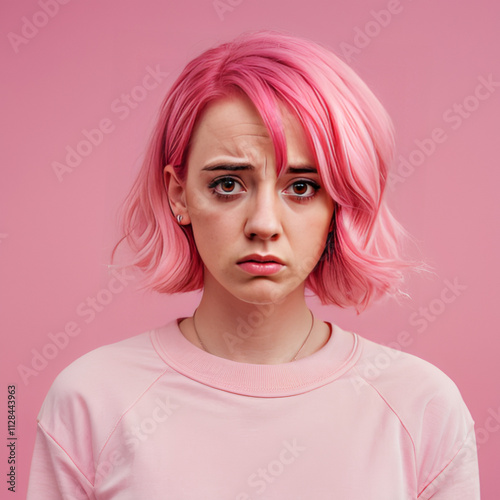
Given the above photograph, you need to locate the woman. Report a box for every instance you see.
[27,29,480,499]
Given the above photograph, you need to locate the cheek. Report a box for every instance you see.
[300,207,333,257]
[189,202,237,255]
[306,200,333,234]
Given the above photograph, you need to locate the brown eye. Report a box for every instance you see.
[221,179,235,192]
[283,180,320,200]
[293,182,308,195]
[209,177,244,198]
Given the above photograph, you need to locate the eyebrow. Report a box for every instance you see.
[201,163,318,174]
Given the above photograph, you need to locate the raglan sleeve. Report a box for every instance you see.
[415,374,480,499]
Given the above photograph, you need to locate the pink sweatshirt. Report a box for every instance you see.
[27,319,480,499]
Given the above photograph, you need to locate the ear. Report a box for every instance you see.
[163,164,191,225]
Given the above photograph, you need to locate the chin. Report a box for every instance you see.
[232,282,296,306]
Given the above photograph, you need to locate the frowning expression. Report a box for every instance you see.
[168,93,334,305]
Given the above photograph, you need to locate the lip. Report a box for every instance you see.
[237,254,284,265]
[236,254,285,276]
[237,261,284,276]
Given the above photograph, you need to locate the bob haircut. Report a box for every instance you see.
[115,29,416,311]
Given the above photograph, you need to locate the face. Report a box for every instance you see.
[166,93,334,305]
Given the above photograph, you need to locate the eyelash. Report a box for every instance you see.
[207,177,321,202]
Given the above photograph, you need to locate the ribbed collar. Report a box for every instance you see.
[151,318,362,397]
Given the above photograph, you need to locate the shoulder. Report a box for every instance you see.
[351,335,474,452]
[350,337,479,497]
[353,336,463,401]
[35,328,172,477]
[353,336,480,498]
[350,335,474,429]
[42,331,164,401]
[37,328,170,437]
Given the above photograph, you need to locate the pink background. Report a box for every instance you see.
[1,0,499,497]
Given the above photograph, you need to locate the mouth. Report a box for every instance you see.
[236,255,285,276]
[237,254,284,265]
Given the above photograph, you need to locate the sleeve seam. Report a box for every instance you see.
[96,365,171,465]
[37,421,94,488]
[352,366,417,464]
[416,423,476,498]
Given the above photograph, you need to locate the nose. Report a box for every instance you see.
[244,186,282,241]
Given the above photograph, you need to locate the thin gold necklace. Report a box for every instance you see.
[191,308,315,362]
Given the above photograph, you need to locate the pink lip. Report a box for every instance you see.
[237,254,284,265]
[237,254,285,276]
[237,261,284,276]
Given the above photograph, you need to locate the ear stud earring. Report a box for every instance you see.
[176,214,183,224]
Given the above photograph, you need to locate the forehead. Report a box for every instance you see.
[194,93,269,137]
[186,93,314,168]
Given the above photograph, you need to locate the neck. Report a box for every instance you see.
[179,275,329,364]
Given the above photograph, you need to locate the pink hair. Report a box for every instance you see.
[114,29,418,311]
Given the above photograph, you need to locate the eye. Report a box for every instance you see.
[219,178,238,193]
[208,176,245,197]
[283,180,320,199]
[291,182,310,195]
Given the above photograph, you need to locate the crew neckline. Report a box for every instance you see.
[151,318,362,397]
